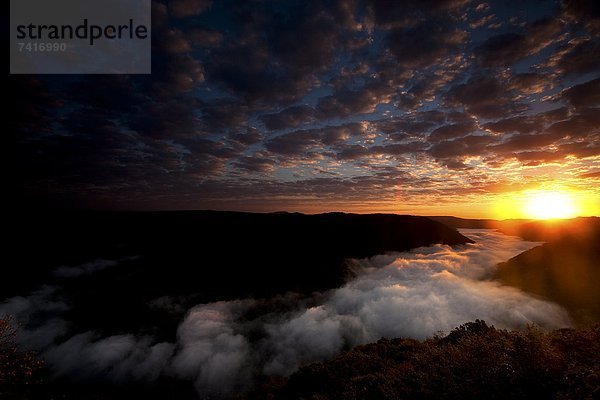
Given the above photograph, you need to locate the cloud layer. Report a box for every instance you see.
[10,0,600,213]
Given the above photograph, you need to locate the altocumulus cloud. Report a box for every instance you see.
[1,230,572,398]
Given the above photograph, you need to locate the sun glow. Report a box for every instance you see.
[491,187,598,220]
[522,190,578,220]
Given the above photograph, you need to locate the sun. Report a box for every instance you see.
[522,190,578,220]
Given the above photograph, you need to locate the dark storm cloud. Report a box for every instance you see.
[335,144,371,160]
[395,93,422,110]
[428,121,478,143]
[540,106,570,122]
[374,142,430,156]
[229,128,264,145]
[335,140,429,161]
[560,0,600,34]
[201,100,249,131]
[316,83,394,119]
[205,0,371,105]
[505,136,600,166]
[428,134,495,160]
[265,130,322,156]
[369,0,471,28]
[322,123,368,144]
[232,154,277,173]
[408,73,462,105]
[386,20,468,69]
[545,108,600,138]
[265,123,367,156]
[375,118,437,139]
[268,2,340,74]
[482,107,600,164]
[541,37,600,78]
[183,137,243,160]
[127,98,202,139]
[207,35,316,105]
[260,105,316,131]
[557,140,600,158]
[512,150,565,166]
[558,78,600,109]
[444,75,527,118]
[484,116,544,134]
[475,18,564,67]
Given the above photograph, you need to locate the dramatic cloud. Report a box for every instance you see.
[444,75,526,119]
[541,37,600,78]
[559,78,600,109]
[385,19,468,69]
[260,105,316,131]
[428,121,477,143]
[10,0,600,214]
[265,123,368,156]
[476,18,564,67]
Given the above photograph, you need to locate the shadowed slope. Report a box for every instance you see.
[495,218,600,324]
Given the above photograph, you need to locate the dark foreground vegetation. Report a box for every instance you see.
[0,316,44,388]
[244,320,600,400]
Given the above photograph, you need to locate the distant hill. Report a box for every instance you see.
[4,210,472,338]
[495,217,600,325]
[428,216,532,231]
[495,217,600,242]
[428,216,498,229]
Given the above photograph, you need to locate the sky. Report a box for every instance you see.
[11,0,600,218]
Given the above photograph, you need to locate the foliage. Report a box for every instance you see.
[0,315,45,394]
[243,320,600,400]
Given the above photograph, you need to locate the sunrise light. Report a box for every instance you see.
[522,190,578,220]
